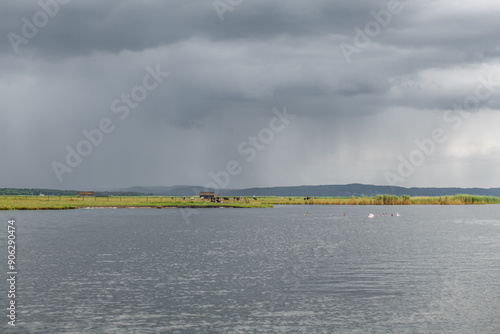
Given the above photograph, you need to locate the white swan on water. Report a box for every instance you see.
[368,213,374,218]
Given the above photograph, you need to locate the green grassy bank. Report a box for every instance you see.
[0,195,272,210]
[1,194,500,210]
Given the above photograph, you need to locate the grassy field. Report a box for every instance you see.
[2,194,500,210]
[0,195,273,210]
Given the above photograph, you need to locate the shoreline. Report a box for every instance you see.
[0,204,273,211]
[3,203,500,211]
[0,205,268,211]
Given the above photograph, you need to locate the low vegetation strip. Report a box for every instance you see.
[260,194,500,205]
[0,196,272,210]
[1,194,499,210]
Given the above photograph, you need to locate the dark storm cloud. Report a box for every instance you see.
[1,0,400,56]
[1,0,500,189]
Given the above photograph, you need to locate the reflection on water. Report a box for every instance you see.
[1,205,500,333]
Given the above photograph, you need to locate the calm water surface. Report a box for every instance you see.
[1,205,500,333]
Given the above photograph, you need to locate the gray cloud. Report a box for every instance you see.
[1,0,500,190]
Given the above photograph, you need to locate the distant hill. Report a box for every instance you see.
[115,183,500,197]
[220,184,500,197]
[116,185,210,196]
[3,184,500,197]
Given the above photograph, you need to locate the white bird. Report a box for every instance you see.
[396,213,400,216]
[368,213,374,218]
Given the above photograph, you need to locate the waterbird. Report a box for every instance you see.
[368,213,374,218]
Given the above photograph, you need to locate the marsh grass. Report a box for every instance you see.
[258,194,500,206]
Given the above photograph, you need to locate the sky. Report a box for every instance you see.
[1,0,500,190]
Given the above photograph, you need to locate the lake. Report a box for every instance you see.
[1,205,500,333]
